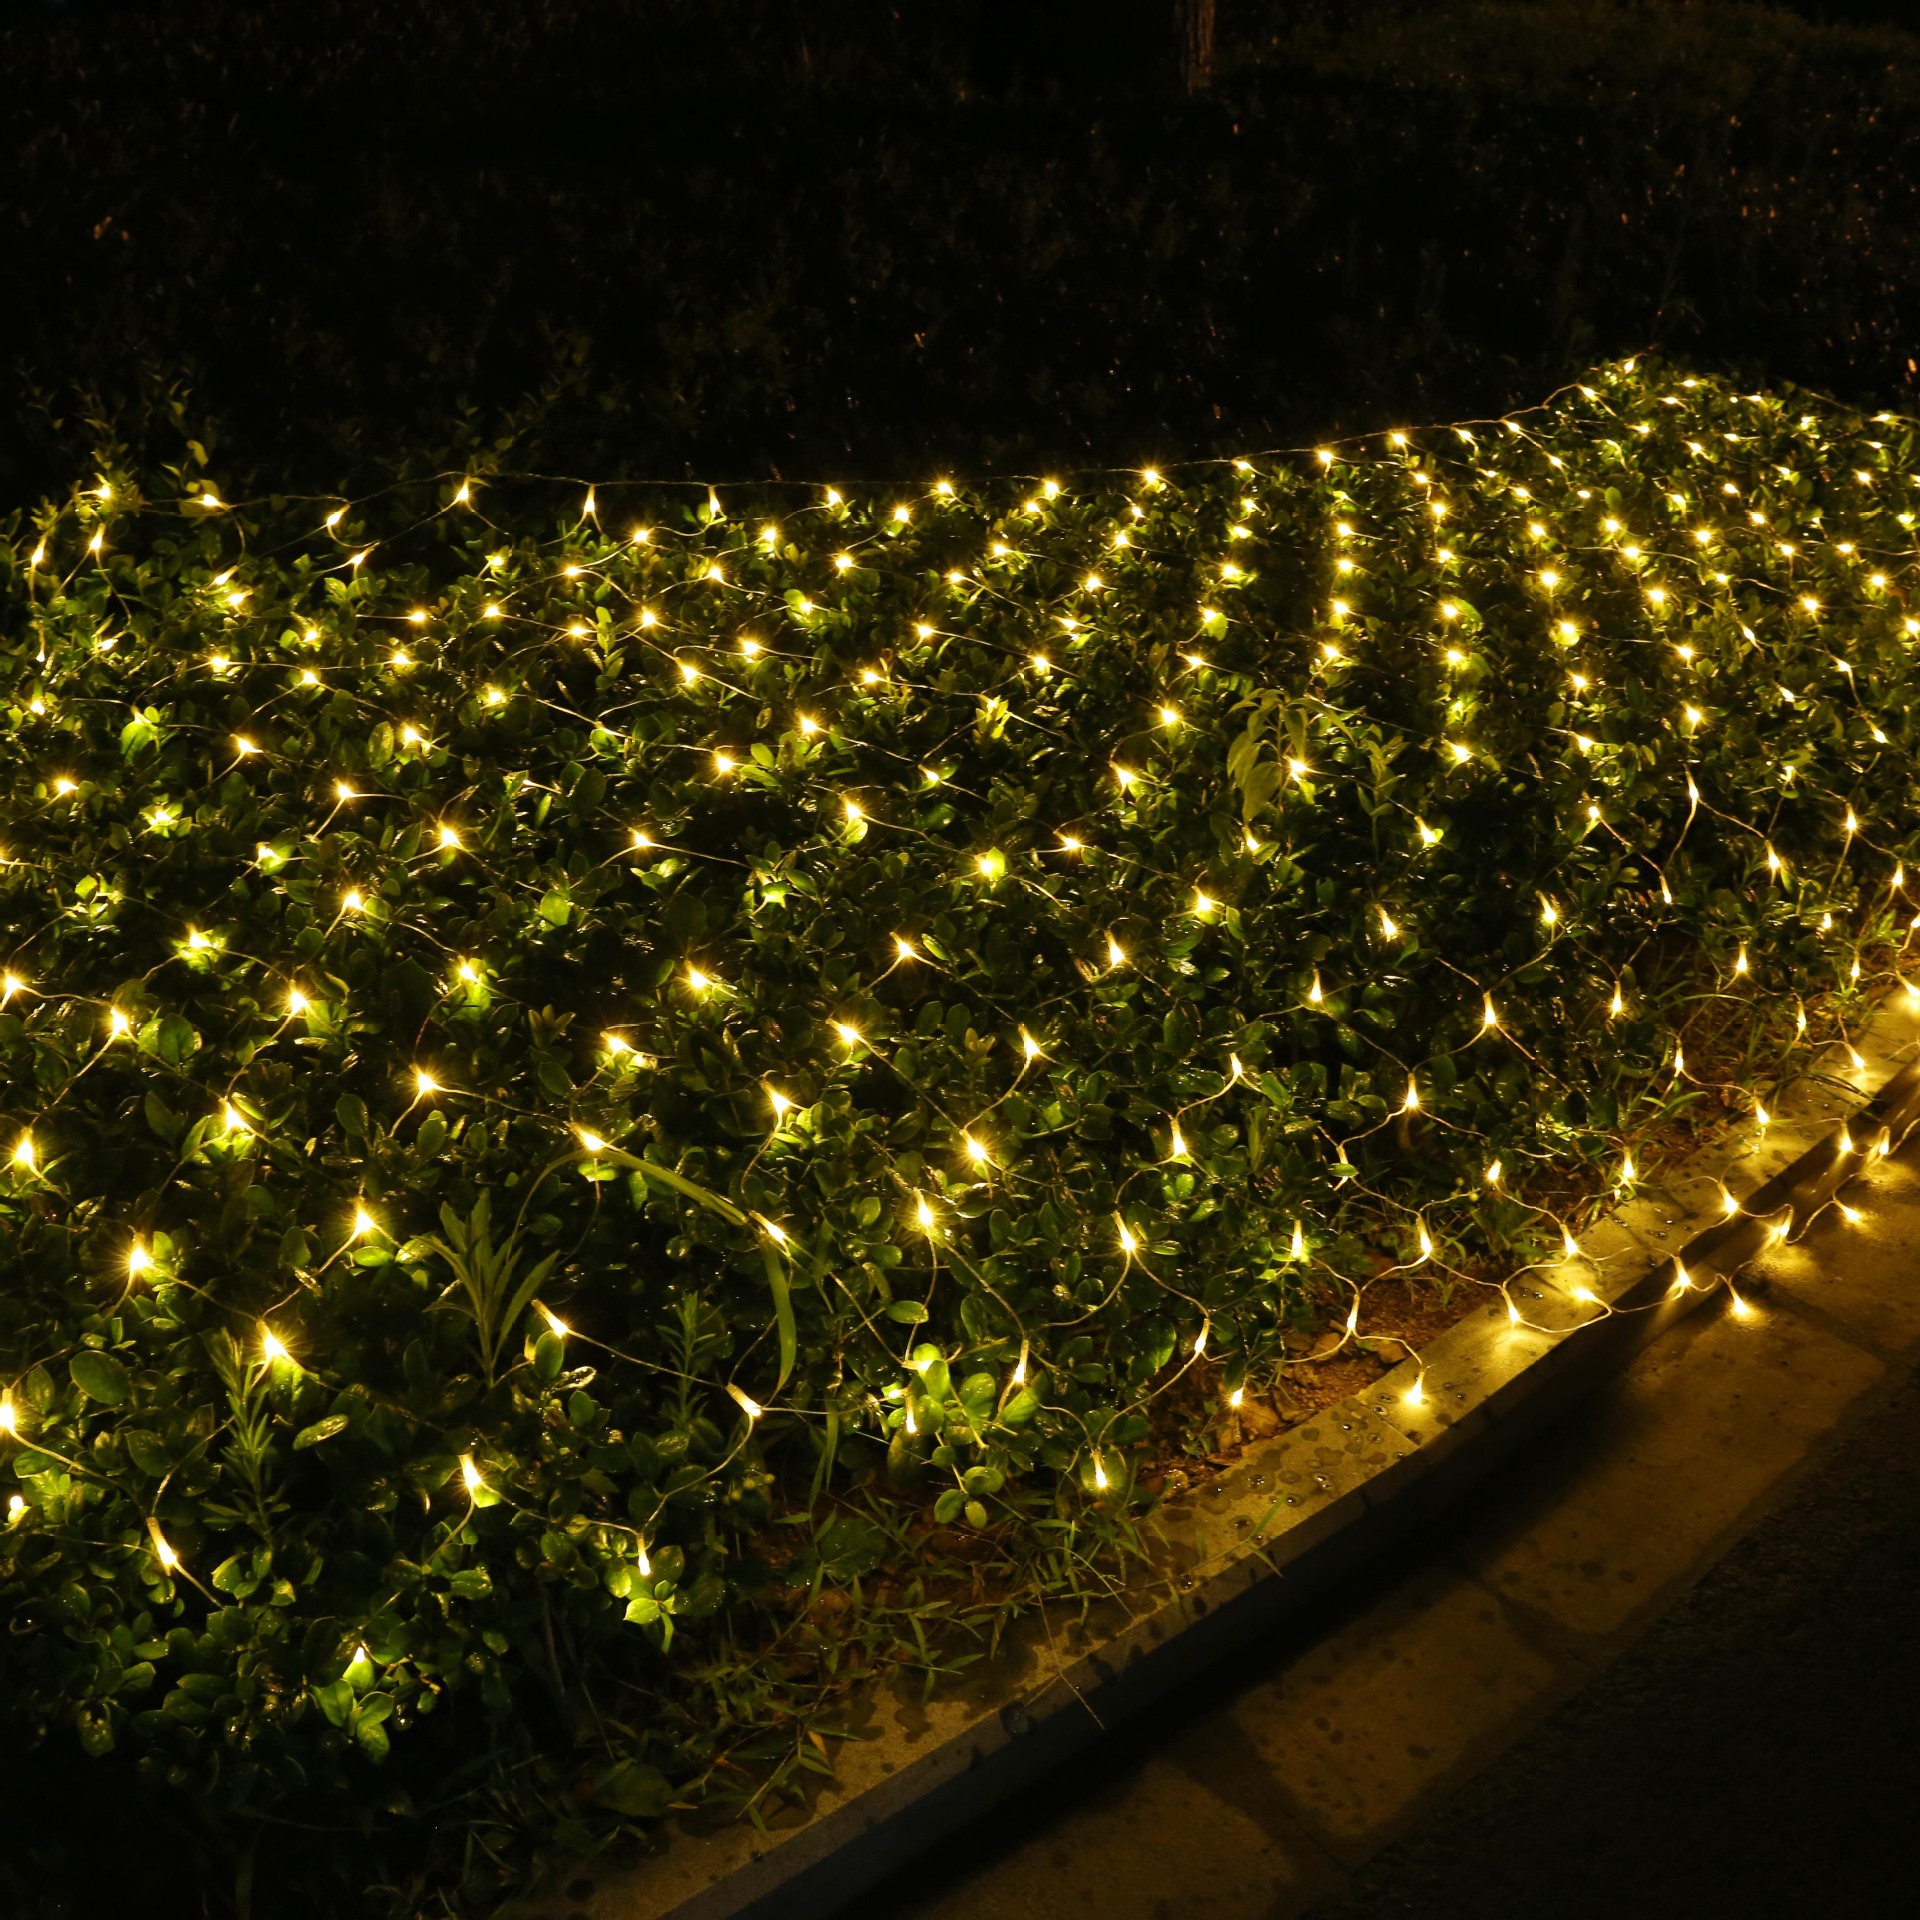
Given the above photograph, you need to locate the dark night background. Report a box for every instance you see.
[2,0,1920,509]
[3,4,1920,1917]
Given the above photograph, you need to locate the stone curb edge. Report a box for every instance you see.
[514,992,1920,1920]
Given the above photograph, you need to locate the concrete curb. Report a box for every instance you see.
[513,993,1920,1920]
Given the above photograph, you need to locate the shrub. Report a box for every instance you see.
[0,359,1915,1911]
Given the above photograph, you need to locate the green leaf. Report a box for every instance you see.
[211,1553,258,1597]
[815,1513,887,1579]
[595,1760,673,1819]
[73,1704,118,1757]
[605,1147,747,1223]
[293,1414,350,1450]
[313,1679,354,1727]
[1000,1387,1041,1427]
[763,1242,796,1390]
[124,1430,171,1476]
[69,1351,130,1406]
[153,1013,197,1068]
[884,1300,929,1325]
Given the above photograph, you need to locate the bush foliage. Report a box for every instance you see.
[3,360,1919,1911]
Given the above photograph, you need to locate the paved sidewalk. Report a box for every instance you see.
[883,1152,1920,1920]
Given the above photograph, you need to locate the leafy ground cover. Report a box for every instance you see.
[3,2,1920,503]
[2,360,1918,1915]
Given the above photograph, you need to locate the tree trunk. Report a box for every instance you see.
[1179,0,1217,95]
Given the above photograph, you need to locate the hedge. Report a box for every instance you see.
[1,358,1916,1912]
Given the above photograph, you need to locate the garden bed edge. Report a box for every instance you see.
[509,991,1920,1920]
